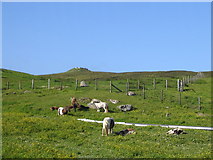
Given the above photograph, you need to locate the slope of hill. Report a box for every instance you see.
[1,68,212,82]
[1,69,35,81]
[40,68,205,81]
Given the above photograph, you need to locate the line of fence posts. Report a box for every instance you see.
[177,75,201,107]
[41,78,205,110]
[4,74,204,109]
[3,77,187,91]
[108,77,202,109]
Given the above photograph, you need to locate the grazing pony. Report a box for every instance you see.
[102,117,114,136]
[115,128,136,136]
[50,106,74,115]
[90,99,109,113]
[57,107,70,115]
[71,97,80,112]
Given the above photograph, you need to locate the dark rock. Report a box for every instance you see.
[117,104,133,112]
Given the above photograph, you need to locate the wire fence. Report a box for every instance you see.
[2,72,206,110]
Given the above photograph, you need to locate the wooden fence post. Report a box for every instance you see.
[137,80,140,90]
[177,79,180,91]
[31,79,34,89]
[179,92,182,105]
[161,90,164,103]
[153,79,156,89]
[198,97,201,110]
[127,79,129,91]
[19,81,22,89]
[7,81,9,90]
[165,80,168,90]
[75,79,78,91]
[126,79,129,95]
[60,81,63,90]
[95,79,97,90]
[180,80,183,92]
[188,75,190,84]
[142,84,145,99]
[182,77,185,87]
[110,81,112,93]
[48,79,51,89]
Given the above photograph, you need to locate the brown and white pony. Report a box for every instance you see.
[50,106,73,115]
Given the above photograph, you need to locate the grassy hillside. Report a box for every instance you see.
[2,68,212,82]
[43,69,200,81]
[1,68,212,158]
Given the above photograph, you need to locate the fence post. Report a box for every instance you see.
[137,80,140,90]
[187,75,190,84]
[7,81,9,90]
[110,81,112,93]
[180,80,183,92]
[177,79,180,91]
[32,79,34,89]
[95,79,97,90]
[179,92,182,105]
[161,90,164,103]
[19,81,22,89]
[143,84,146,99]
[75,79,78,91]
[126,79,129,95]
[153,79,156,89]
[127,79,129,91]
[60,81,63,90]
[48,79,51,89]
[182,77,185,87]
[198,97,201,110]
[165,80,168,90]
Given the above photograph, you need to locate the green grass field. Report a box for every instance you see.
[1,69,212,158]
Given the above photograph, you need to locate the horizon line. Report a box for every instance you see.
[1,68,212,76]
[2,0,212,2]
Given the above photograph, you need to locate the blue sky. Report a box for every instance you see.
[2,2,211,75]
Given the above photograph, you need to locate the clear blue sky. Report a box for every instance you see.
[2,2,211,75]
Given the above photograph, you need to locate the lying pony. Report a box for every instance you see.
[50,106,73,115]
[57,107,69,115]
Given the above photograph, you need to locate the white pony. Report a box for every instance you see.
[90,99,109,113]
[102,117,114,136]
